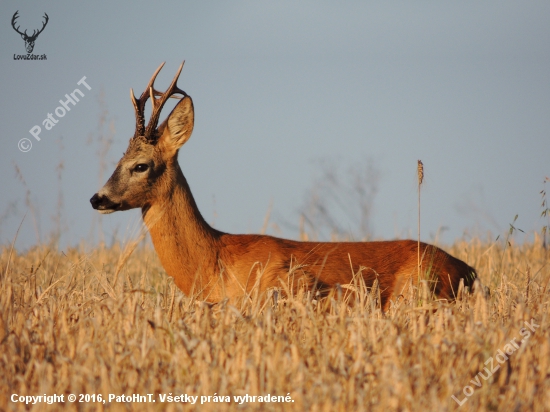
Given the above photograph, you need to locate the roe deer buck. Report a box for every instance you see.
[90,62,477,310]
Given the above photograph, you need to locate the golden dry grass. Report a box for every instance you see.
[1,236,549,411]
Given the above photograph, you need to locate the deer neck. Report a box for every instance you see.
[142,164,221,297]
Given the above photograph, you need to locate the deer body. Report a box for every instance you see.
[91,62,476,310]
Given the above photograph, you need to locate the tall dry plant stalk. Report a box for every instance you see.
[13,164,41,243]
[1,213,25,281]
[51,138,66,245]
[541,176,550,250]
[417,160,424,281]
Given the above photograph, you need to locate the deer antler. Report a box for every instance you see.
[130,62,187,142]
[11,11,49,40]
[31,13,49,39]
[11,11,25,36]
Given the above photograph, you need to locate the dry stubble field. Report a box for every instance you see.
[1,234,549,411]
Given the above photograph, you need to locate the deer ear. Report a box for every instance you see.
[158,96,194,154]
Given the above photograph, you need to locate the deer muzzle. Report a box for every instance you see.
[90,193,120,214]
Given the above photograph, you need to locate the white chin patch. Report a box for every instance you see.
[98,209,116,215]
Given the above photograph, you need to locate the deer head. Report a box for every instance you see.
[12,11,49,53]
[90,62,194,214]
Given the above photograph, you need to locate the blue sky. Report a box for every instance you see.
[1,1,549,249]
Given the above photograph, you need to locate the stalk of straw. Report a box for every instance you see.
[417,160,424,282]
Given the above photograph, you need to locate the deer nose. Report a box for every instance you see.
[90,193,102,209]
[90,193,121,212]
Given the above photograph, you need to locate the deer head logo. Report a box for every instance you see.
[11,11,49,54]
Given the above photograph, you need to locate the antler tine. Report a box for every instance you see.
[35,13,49,37]
[139,62,165,101]
[144,61,187,138]
[130,88,138,112]
[11,11,25,36]
[149,87,166,113]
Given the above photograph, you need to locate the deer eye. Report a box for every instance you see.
[134,163,149,173]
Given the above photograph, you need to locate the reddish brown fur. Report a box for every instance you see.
[91,63,477,311]
[143,164,476,309]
